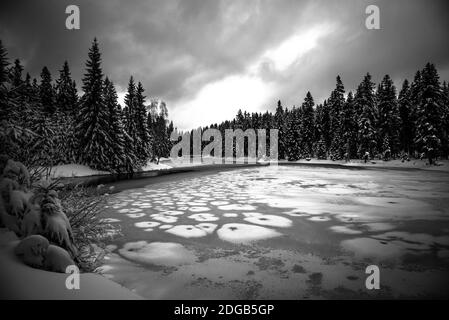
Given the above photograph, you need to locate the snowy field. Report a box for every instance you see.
[99,165,449,299]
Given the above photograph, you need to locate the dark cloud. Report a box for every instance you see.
[1,0,448,129]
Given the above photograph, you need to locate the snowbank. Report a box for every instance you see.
[0,229,142,300]
[48,164,110,178]
[292,158,449,172]
[140,161,172,171]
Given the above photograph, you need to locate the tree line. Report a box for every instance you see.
[0,39,174,173]
[199,65,448,164]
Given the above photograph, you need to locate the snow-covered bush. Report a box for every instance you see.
[0,157,118,272]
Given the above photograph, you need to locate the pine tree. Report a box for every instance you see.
[0,40,9,86]
[408,70,423,155]
[355,73,377,158]
[134,81,151,165]
[398,79,413,154]
[123,76,143,164]
[441,81,449,158]
[39,66,56,114]
[76,38,111,170]
[285,107,301,160]
[274,100,286,159]
[340,91,358,159]
[55,61,78,116]
[300,91,315,157]
[10,59,24,89]
[377,74,401,157]
[103,77,136,172]
[415,63,443,164]
[329,76,345,160]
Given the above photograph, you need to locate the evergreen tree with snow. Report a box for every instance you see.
[415,63,443,164]
[39,66,56,114]
[340,91,358,159]
[377,74,401,157]
[134,81,151,165]
[299,91,315,157]
[355,73,377,158]
[0,40,9,86]
[285,106,301,160]
[398,79,413,155]
[75,38,111,170]
[10,59,24,89]
[329,76,345,160]
[274,100,286,159]
[441,81,449,157]
[55,61,78,116]
[103,77,137,172]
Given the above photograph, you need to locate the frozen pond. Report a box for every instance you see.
[100,165,449,299]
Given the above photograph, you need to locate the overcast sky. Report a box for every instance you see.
[1,0,448,130]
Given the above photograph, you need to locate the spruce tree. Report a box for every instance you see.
[285,107,301,160]
[274,100,286,159]
[300,91,315,157]
[76,38,111,170]
[0,40,9,86]
[398,79,413,154]
[103,77,135,172]
[39,66,56,114]
[329,76,345,160]
[441,81,449,158]
[340,91,358,159]
[355,73,377,158]
[10,59,24,88]
[55,61,78,116]
[134,81,151,165]
[123,76,142,164]
[377,74,401,157]
[415,63,443,164]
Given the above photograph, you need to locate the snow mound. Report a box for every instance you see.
[118,241,196,266]
[140,162,172,171]
[165,225,208,238]
[188,213,219,222]
[218,204,257,211]
[196,223,218,234]
[329,225,362,235]
[217,223,281,244]
[134,221,160,228]
[223,213,238,217]
[243,214,292,228]
[0,230,141,299]
[49,164,109,178]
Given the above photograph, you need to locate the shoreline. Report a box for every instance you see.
[56,158,449,192]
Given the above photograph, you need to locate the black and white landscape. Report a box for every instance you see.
[0,0,449,300]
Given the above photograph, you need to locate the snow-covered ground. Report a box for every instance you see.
[47,164,110,178]
[98,165,449,299]
[44,158,449,180]
[0,229,142,299]
[46,162,172,178]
